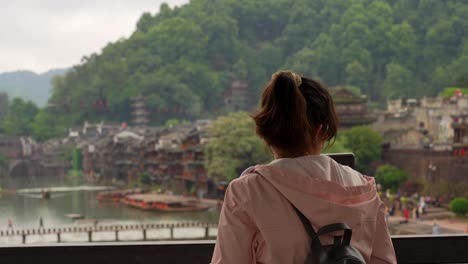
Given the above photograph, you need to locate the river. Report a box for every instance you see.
[0,177,220,231]
[0,177,444,239]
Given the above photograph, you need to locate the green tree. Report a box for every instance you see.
[147,17,208,63]
[199,11,241,69]
[342,126,382,173]
[382,63,415,99]
[0,92,8,121]
[374,165,408,193]
[1,98,38,136]
[65,148,84,186]
[164,118,181,128]
[439,87,468,98]
[322,133,350,154]
[136,12,154,33]
[205,112,271,182]
[284,47,315,77]
[455,74,468,88]
[72,148,83,171]
[44,0,468,128]
[345,60,369,90]
[138,172,152,186]
[449,198,468,216]
[388,22,418,70]
[31,109,66,141]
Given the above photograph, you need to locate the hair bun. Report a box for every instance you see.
[271,70,302,87]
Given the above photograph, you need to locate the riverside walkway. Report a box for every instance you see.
[388,215,468,235]
[0,222,218,244]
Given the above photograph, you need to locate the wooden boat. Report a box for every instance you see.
[41,190,51,199]
[121,194,211,212]
[65,214,85,220]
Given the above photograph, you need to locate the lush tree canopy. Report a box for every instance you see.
[31,109,67,141]
[341,126,383,173]
[322,134,351,154]
[375,165,408,192]
[324,127,382,173]
[0,92,8,133]
[1,98,38,137]
[449,197,468,215]
[138,172,152,187]
[43,0,467,128]
[204,112,271,181]
[439,87,468,98]
[0,96,65,141]
[0,92,8,119]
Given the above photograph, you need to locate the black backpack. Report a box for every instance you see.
[290,203,366,264]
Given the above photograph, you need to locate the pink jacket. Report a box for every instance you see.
[212,156,396,264]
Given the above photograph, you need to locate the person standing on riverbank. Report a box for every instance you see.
[385,205,390,223]
[7,218,13,230]
[403,206,410,223]
[432,221,440,234]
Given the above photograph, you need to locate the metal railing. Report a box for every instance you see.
[0,222,217,244]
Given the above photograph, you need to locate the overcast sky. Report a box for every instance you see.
[0,0,188,74]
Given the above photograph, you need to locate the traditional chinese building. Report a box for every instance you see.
[81,121,214,196]
[330,87,375,129]
[452,112,468,156]
[178,127,210,196]
[381,109,468,197]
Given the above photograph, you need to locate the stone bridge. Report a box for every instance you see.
[8,159,36,178]
[3,158,69,179]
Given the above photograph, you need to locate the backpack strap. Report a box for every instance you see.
[289,202,322,247]
[317,223,352,246]
[250,166,321,247]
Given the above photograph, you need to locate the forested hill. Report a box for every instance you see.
[0,69,68,106]
[50,0,468,127]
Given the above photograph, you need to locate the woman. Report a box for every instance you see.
[211,71,396,264]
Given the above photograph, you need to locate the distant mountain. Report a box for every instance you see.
[0,68,68,106]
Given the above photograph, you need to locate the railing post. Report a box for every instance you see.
[57,232,61,243]
[143,229,147,241]
[170,225,174,240]
[88,231,92,242]
[22,233,26,244]
[205,226,209,239]
[115,230,119,241]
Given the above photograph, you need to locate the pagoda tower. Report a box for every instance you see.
[131,95,149,127]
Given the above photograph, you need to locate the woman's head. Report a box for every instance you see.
[253,71,338,157]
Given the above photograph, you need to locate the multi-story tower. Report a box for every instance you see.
[132,95,149,127]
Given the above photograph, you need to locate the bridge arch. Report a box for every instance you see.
[9,160,33,178]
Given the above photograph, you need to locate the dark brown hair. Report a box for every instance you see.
[253,72,338,156]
